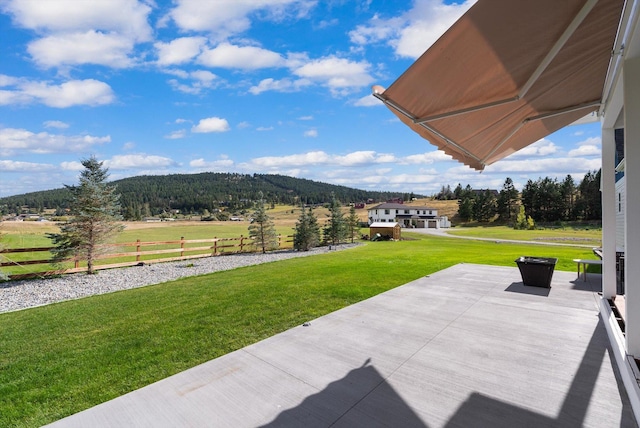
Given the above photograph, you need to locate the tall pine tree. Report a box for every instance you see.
[293,205,320,251]
[346,206,361,243]
[248,192,278,253]
[47,156,124,274]
[323,193,347,246]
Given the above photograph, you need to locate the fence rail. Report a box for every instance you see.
[0,235,293,280]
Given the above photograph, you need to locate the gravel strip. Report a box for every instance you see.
[0,244,359,314]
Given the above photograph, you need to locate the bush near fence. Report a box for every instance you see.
[0,235,294,280]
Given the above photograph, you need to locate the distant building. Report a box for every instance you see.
[367,203,450,229]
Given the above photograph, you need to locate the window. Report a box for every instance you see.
[619,193,622,213]
[404,210,410,214]
[384,209,390,215]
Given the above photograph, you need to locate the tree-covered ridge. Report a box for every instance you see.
[0,172,415,218]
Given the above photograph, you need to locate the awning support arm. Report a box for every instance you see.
[518,0,599,99]
[413,96,519,123]
[373,92,485,167]
[481,100,602,164]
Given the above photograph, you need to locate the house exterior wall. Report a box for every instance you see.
[617,177,625,251]
[367,203,444,228]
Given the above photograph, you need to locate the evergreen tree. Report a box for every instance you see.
[497,177,519,222]
[473,189,497,222]
[575,169,602,220]
[293,205,320,251]
[323,193,347,246]
[248,192,278,253]
[47,156,124,274]
[561,175,577,220]
[457,185,474,221]
[346,206,360,243]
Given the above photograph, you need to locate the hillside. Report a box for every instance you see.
[0,173,422,219]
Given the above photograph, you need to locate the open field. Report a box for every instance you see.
[447,225,602,247]
[0,232,598,427]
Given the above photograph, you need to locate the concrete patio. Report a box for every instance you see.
[48,264,636,427]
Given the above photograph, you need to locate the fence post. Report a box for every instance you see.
[180,236,185,258]
[136,239,141,262]
[278,234,282,248]
[213,237,217,256]
[240,235,244,253]
[74,257,79,269]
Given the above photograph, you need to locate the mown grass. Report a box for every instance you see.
[447,225,602,247]
[0,233,596,427]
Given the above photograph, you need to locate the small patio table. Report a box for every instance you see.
[573,259,603,281]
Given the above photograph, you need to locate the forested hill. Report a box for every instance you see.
[1,173,417,218]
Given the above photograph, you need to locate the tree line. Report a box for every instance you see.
[434,170,602,224]
[0,172,419,219]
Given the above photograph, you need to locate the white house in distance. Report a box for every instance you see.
[367,203,450,229]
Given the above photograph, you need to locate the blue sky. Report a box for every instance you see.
[0,0,602,198]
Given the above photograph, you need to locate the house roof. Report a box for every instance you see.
[373,0,624,171]
[369,222,399,228]
[369,203,436,211]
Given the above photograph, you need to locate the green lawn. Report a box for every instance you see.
[0,234,597,427]
[447,225,602,247]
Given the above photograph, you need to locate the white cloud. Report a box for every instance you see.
[256,126,274,131]
[354,93,382,107]
[190,157,234,170]
[348,14,400,45]
[28,31,136,68]
[61,161,84,171]
[0,159,55,172]
[0,74,19,86]
[0,127,110,156]
[569,145,600,157]
[250,150,397,168]
[43,120,69,129]
[0,77,115,107]
[155,37,207,66]
[485,157,601,174]
[293,56,374,96]
[505,139,558,158]
[402,151,452,164]
[298,115,313,120]
[3,0,153,69]
[165,129,187,139]
[106,154,177,169]
[304,129,318,138]
[198,43,284,69]
[2,0,152,39]
[123,142,136,150]
[249,77,311,94]
[192,117,231,133]
[167,69,219,94]
[168,0,313,39]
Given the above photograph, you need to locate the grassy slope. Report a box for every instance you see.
[1,233,596,427]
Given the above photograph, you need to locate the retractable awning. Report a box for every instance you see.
[373,0,625,171]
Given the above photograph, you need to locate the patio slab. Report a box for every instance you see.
[47,264,636,427]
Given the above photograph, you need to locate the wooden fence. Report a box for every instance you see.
[0,235,293,280]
